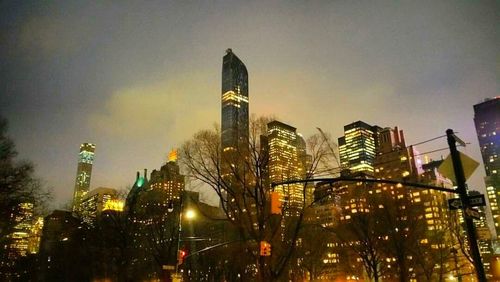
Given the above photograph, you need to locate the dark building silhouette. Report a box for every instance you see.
[221,48,249,151]
[474,97,500,238]
[39,210,90,282]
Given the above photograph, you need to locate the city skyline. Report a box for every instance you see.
[0,1,498,207]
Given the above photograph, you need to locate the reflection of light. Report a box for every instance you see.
[185,209,196,220]
[61,237,68,241]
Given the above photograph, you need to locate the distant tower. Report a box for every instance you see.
[338,121,381,174]
[221,48,249,151]
[473,97,500,238]
[72,143,95,214]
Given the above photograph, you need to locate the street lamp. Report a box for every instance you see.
[167,197,196,281]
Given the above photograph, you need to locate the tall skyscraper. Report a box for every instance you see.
[338,121,381,174]
[221,48,249,152]
[474,97,500,238]
[267,121,302,208]
[72,143,96,214]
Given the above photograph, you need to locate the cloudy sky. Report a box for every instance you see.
[1,1,498,207]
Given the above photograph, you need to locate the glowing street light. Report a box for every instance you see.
[168,196,197,280]
[185,209,196,220]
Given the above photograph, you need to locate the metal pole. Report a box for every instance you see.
[175,195,183,275]
[446,129,486,282]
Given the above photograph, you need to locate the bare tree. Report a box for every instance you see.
[324,185,387,282]
[180,116,334,281]
[293,220,332,281]
[0,117,51,279]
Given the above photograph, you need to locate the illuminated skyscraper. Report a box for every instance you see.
[72,143,96,214]
[267,120,304,209]
[338,121,381,174]
[6,202,34,258]
[221,48,249,151]
[474,97,500,238]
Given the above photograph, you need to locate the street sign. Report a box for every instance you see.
[465,208,481,220]
[447,194,486,210]
[448,198,462,210]
[162,265,175,270]
[469,194,486,207]
[438,152,479,183]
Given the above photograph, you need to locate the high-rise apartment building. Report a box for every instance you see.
[338,121,381,174]
[221,48,249,152]
[474,97,500,238]
[323,125,463,280]
[374,126,422,181]
[150,150,185,202]
[72,143,96,214]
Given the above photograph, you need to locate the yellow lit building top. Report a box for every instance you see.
[102,199,125,212]
[168,149,178,162]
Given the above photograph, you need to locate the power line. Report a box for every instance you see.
[312,144,465,177]
[410,134,447,147]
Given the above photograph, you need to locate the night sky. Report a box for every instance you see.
[0,1,498,208]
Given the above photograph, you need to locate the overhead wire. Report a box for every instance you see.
[312,143,466,178]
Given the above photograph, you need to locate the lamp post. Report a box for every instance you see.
[175,200,183,275]
[167,194,195,282]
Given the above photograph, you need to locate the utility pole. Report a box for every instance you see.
[446,129,487,282]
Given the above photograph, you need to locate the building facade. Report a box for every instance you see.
[149,150,185,203]
[72,143,96,214]
[474,97,500,238]
[5,203,34,258]
[338,121,381,174]
[80,187,119,226]
[267,120,305,210]
[221,48,249,152]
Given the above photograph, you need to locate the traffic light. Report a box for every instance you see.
[177,249,187,265]
[270,192,282,215]
[260,241,271,256]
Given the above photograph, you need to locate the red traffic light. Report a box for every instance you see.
[177,249,187,265]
